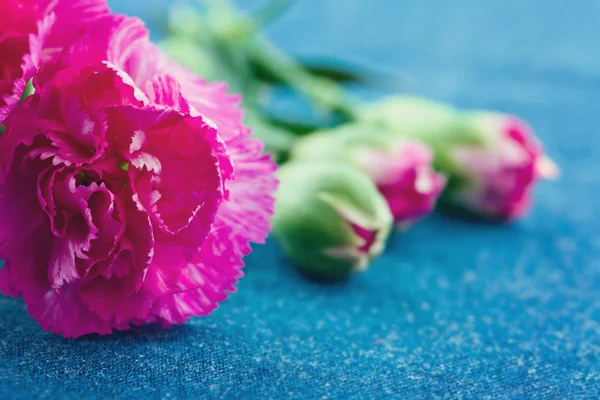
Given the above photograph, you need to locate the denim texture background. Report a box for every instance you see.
[1,0,599,398]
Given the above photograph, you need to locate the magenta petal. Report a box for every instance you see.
[109,192,155,293]
[48,97,108,166]
[49,64,149,109]
[76,195,155,325]
[0,14,51,123]
[26,283,126,338]
[37,165,65,235]
[0,13,278,336]
[0,146,53,300]
[146,74,193,114]
[7,90,109,168]
[0,0,110,124]
[48,237,80,289]
[108,105,229,235]
[38,0,111,71]
[0,99,47,180]
[350,223,378,254]
[46,177,99,288]
[144,113,277,326]
[46,178,132,288]
[41,0,111,47]
[169,66,245,142]
[86,188,124,263]
[220,137,278,250]
[451,114,549,220]
[355,141,446,225]
[171,53,278,246]
[35,14,144,94]
[78,277,154,324]
[148,226,244,324]
[0,223,52,300]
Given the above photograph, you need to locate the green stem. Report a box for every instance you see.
[211,1,359,120]
[248,39,358,121]
[180,1,358,157]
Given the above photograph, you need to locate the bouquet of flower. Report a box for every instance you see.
[162,1,559,278]
[0,0,558,337]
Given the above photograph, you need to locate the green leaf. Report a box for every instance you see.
[249,56,369,85]
[261,114,325,136]
[20,79,34,102]
[250,54,384,86]
[301,59,369,83]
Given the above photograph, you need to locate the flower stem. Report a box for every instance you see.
[247,39,358,121]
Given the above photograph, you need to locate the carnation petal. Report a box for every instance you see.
[0,147,54,300]
[108,105,229,235]
[48,237,80,289]
[1,0,110,124]
[112,192,155,293]
[0,13,51,123]
[1,17,278,335]
[79,277,154,324]
[146,74,194,115]
[27,284,124,338]
[148,226,243,325]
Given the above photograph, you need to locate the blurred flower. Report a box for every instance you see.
[445,112,559,220]
[358,96,558,221]
[359,96,481,146]
[0,0,110,123]
[354,141,447,227]
[272,162,392,281]
[0,14,277,337]
[293,124,445,227]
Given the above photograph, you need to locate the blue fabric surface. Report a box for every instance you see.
[2,0,600,398]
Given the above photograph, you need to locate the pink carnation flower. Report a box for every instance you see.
[0,15,277,337]
[0,0,109,123]
[450,114,559,220]
[354,141,446,227]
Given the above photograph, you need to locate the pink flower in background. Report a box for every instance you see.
[450,114,559,220]
[354,141,446,227]
[0,15,277,337]
[0,0,109,123]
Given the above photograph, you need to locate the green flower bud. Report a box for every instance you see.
[272,161,393,281]
[356,96,487,198]
[292,124,446,227]
[359,96,485,149]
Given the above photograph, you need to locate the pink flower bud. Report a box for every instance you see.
[449,113,559,220]
[293,126,446,227]
[353,140,447,227]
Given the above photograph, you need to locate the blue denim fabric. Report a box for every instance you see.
[1,1,599,398]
